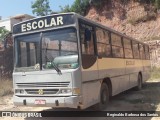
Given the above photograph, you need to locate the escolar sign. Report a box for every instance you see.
[21,16,63,32]
[13,14,75,34]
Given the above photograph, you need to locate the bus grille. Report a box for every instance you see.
[16,82,70,88]
[25,89,59,95]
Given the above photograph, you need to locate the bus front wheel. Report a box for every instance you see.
[94,83,109,111]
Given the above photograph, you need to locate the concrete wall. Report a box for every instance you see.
[0,14,34,31]
[0,18,11,31]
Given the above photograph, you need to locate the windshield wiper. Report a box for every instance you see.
[51,62,62,75]
[44,43,62,75]
[45,55,62,75]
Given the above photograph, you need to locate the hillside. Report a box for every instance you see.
[85,0,160,41]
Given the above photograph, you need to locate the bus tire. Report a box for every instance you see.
[94,83,109,111]
[136,74,142,91]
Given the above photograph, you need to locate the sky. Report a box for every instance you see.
[0,0,75,19]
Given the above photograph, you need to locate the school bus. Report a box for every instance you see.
[12,12,150,110]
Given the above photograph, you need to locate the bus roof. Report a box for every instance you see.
[12,12,77,35]
[13,12,76,27]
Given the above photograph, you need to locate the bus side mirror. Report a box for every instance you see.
[84,28,91,42]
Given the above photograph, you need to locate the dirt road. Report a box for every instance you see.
[0,79,160,120]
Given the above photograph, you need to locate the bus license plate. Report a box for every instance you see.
[34,100,46,105]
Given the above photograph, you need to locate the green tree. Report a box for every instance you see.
[60,5,72,13]
[155,0,160,9]
[71,0,82,14]
[60,0,90,15]
[31,0,52,16]
[0,27,9,42]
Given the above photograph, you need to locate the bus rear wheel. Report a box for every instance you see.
[94,83,109,111]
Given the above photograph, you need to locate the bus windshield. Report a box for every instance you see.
[14,28,79,72]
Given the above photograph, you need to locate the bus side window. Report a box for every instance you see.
[123,38,133,59]
[79,21,96,69]
[132,41,140,59]
[83,28,94,55]
[145,45,150,60]
[139,44,145,59]
[96,27,111,57]
[111,33,123,58]
[79,24,94,55]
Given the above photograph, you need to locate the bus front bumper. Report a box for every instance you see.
[13,95,80,108]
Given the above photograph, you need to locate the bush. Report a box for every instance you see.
[60,0,104,15]
[149,67,160,80]
[61,0,90,15]
[136,0,160,9]
[0,80,13,96]
[155,0,160,9]
[91,0,105,8]
[128,12,156,25]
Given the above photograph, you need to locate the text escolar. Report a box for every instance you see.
[21,16,64,32]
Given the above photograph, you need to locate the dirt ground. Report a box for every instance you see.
[0,79,160,120]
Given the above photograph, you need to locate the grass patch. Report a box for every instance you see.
[142,36,160,41]
[127,18,137,26]
[0,79,13,96]
[149,67,160,80]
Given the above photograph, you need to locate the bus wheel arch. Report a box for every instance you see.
[136,72,143,90]
[139,72,143,81]
[94,83,109,110]
[94,78,112,110]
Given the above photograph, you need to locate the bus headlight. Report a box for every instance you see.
[58,88,81,95]
[15,89,25,94]
[59,89,72,94]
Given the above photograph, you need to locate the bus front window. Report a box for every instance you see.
[42,28,79,70]
[14,28,78,72]
[15,34,41,72]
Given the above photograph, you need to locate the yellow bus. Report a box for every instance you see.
[12,13,150,110]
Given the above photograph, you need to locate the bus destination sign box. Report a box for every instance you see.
[13,14,75,34]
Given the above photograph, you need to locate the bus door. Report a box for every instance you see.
[79,21,99,107]
[79,22,99,81]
